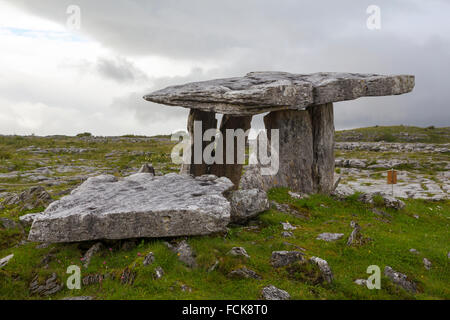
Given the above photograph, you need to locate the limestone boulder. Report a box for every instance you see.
[28,173,233,243]
[228,189,269,223]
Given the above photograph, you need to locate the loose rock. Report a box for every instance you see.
[0,254,14,269]
[28,173,233,243]
[281,222,297,231]
[423,258,432,270]
[261,285,290,300]
[271,251,305,268]
[166,240,198,268]
[154,266,164,279]
[228,267,261,279]
[317,233,344,242]
[228,247,250,259]
[309,257,333,283]
[384,266,417,293]
[82,242,103,268]
[143,252,155,266]
[29,273,63,296]
[228,189,269,223]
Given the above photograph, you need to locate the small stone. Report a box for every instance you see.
[208,260,219,272]
[166,240,198,268]
[0,254,14,268]
[138,163,155,175]
[261,285,290,300]
[29,273,63,296]
[309,257,333,284]
[423,258,432,270]
[271,251,305,268]
[384,266,417,293]
[228,267,261,280]
[228,247,250,258]
[180,284,192,292]
[316,233,344,242]
[143,252,155,266]
[281,222,297,231]
[354,279,368,286]
[154,266,164,279]
[347,221,363,246]
[413,215,419,219]
[120,267,136,285]
[120,240,137,251]
[409,248,420,254]
[288,191,308,199]
[281,231,293,238]
[82,242,103,268]
[228,189,269,223]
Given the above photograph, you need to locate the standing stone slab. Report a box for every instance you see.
[210,115,252,188]
[28,173,233,243]
[264,109,314,193]
[181,109,217,176]
[310,103,335,193]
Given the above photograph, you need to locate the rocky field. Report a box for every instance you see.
[0,126,449,300]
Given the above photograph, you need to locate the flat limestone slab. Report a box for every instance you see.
[144,72,415,115]
[28,173,234,243]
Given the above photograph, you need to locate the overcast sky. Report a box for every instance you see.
[0,0,449,136]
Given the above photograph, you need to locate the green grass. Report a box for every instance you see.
[1,189,448,300]
[336,125,450,143]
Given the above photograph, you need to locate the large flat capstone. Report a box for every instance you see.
[144,72,415,115]
[28,173,234,243]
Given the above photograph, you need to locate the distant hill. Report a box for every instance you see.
[335,125,450,143]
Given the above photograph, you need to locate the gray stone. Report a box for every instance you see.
[317,233,344,242]
[166,240,198,268]
[82,242,103,268]
[143,252,155,266]
[354,279,368,286]
[180,109,217,176]
[271,251,305,268]
[209,114,252,188]
[281,231,293,238]
[2,186,52,210]
[228,267,261,279]
[144,72,414,115]
[384,266,417,293]
[228,189,269,223]
[138,163,155,175]
[29,273,63,296]
[28,173,233,243]
[310,256,333,284]
[423,258,432,270]
[281,222,297,231]
[261,285,290,300]
[228,247,250,258]
[347,221,363,246]
[0,254,13,268]
[154,266,164,279]
[409,248,420,254]
[19,213,44,228]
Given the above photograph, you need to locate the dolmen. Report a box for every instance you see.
[144,72,415,194]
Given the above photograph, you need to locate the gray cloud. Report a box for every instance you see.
[4,0,450,134]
